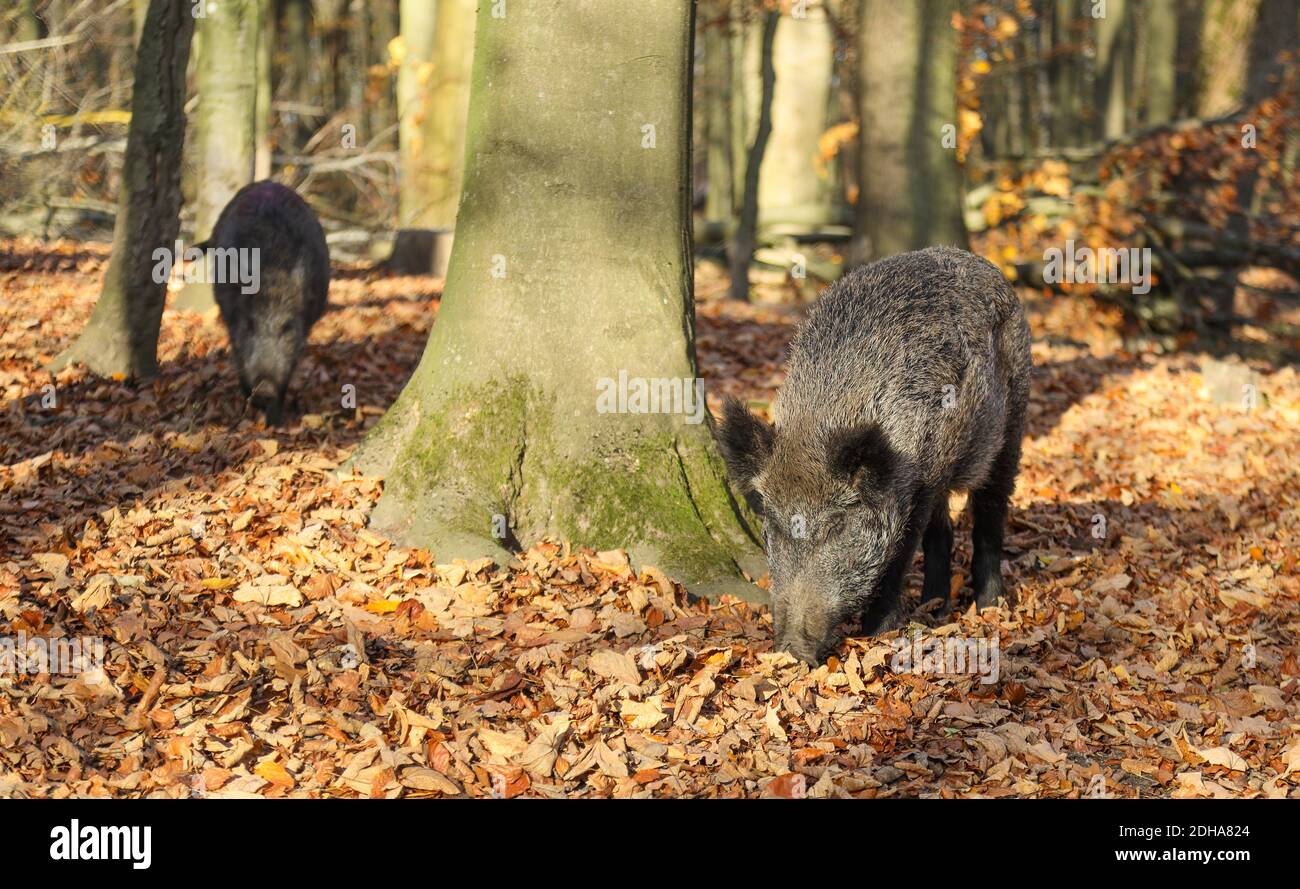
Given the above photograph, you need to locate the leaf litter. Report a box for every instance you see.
[0,239,1298,798]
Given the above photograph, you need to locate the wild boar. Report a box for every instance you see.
[208,181,329,424]
[717,246,1031,663]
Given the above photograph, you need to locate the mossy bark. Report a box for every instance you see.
[49,0,194,378]
[353,0,765,599]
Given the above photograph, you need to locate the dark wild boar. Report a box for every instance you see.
[717,246,1031,664]
[207,180,329,424]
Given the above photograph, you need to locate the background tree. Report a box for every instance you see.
[1094,0,1133,140]
[176,0,264,310]
[1144,0,1179,125]
[390,0,475,275]
[49,0,195,377]
[1048,0,1083,146]
[1246,0,1299,104]
[727,8,777,300]
[1195,0,1260,116]
[757,3,836,234]
[853,0,966,262]
[699,0,735,227]
[352,0,764,595]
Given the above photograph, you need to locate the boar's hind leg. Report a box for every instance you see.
[921,500,953,603]
[970,434,1021,608]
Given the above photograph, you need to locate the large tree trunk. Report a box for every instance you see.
[756,4,836,233]
[176,0,262,311]
[854,0,967,262]
[49,0,194,378]
[351,0,764,597]
[728,9,777,301]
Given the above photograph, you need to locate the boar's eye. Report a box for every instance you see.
[822,511,847,539]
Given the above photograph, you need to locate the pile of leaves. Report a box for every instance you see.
[1,239,1298,797]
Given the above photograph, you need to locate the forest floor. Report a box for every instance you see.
[2,238,1299,798]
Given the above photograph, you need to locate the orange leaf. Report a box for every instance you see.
[255,760,295,789]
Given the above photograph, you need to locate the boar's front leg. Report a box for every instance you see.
[921,499,952,604]
[859,494,932,634]
[859,553,908,635]
[971,436,1020,607]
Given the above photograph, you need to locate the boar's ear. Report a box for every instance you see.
[716,396,774,492]
[826,424,895,489]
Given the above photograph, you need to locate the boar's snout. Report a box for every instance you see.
[773,586,838,665]
[776,634,832,665]
[249,379,286,425]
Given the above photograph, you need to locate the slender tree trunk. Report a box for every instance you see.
[391,0,475,273]
[421,0,475,228]
[729,5,761,210]
[283,0,313,147]
[1002,0,1026,157]
[1049,0,1081,147]
[312,0,348,116]
[854,0,967,262]
[254,0,273,179]
[757,4,835,233]
[50,0,194,378]
[132,0,149,43]
[351,0,764,597]
[728,10,777,301]
[1094,0,1131,140]
[1246,0,1300,103]
[175,0,261,311]
[701,3,734,224]
[367,0,399,146]
[396,0,437,229]
[1029,5,1052,152]
[1145,0,1178,124]
[15,0,40,43]
[1173,0,1203,118]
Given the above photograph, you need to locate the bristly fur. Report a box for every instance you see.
[210,181,329,424]
[716,246,1031,663]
